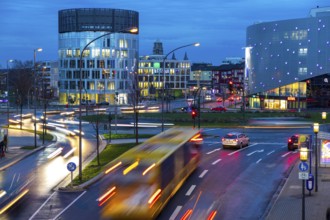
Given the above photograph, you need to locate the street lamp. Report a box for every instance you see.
[6,59,13,136]
[78,27,138,181]
[33,48,42,148]
[161,42,200,131]
[313,122,319,192]
[322,112,327,123]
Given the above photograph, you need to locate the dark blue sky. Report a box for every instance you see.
[1,0,329,68]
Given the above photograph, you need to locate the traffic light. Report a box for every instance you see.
[191,109,197,119]
[228,81,233,92]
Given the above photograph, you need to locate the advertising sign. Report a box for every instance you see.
[320,139,330,167]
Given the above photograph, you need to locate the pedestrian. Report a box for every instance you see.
[3,134,8,152]
[0,141,4,159]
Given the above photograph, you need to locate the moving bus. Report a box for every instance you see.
[98,127,203,219]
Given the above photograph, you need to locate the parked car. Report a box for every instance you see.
[288,134,299,151]
[211,105,227,112]
[222,132,249,149]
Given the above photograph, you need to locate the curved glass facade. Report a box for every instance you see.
[58,8,139,105]
[246,8,330,109]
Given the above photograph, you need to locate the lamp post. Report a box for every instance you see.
[299,146,308,220]
[6,59,13,136]
[33,48,42,148]
[313,123,319,192]
[161,42,200,131]
[322,112,327,124]
[78,27,138,181]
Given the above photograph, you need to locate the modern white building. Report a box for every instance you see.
[58,8,139,105]
[246,6,330,110]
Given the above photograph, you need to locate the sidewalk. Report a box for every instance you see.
[0,129,50,171]
[266,131,330,220]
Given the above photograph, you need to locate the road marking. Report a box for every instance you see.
[52,191,86,220]
[256,159,262,163]
[29,191,56,220]
[212,159,222,165]
[186,185,196,196]
[9,173,16,190]
[228,143,258,155]
[247,149,264,156]
[206,148,221,154]
[199,170,208,178]
[281,152,292,157]
[169,206,182,220]
[267,150,275,155]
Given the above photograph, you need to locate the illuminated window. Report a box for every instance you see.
[66,49,72,57]
[102,49,110,57]
[298,67,307,75]
[298,48,308,56]
[119,39,128,48]
[92,48,100,58]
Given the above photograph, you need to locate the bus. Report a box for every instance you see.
[98,127,203,219]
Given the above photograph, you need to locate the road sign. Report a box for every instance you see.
[298,162,309,172]
[299,172,309,180]
[67,162,77,172]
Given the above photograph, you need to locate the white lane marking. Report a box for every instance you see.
[29,191,56,220]
[9,173,16,190]
[52,191,87,220]
[256,159,262,164]
[247,149,264,156]
[212,159,222,165]
[185,185,196,196]
[228,143,258,156]
[199,170,208,178]
[16,173,21,182]
[206,148,221,154]
[169,206,182,220]
[282,152,292,158]
[267,150,275,155]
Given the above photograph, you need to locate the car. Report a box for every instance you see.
[211,105,227,112]
[221,132,249,149]
[288,134,299,151]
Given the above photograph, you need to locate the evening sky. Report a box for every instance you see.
[1,0,329,67]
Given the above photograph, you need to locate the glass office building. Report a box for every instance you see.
[58,8,139,105]
[246,7,330,110]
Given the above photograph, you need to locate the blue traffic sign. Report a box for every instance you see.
[67,162,77,172]
[299,162,309,172]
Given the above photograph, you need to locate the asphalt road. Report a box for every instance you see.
[5,126,312,220]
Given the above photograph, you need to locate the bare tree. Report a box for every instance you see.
[9,60,33,106]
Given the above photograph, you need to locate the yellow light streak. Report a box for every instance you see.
[0,189,29,215]
[105,161,122,174]
[148,189,161,205]
[142,163,156,176]
[123,161,139,175]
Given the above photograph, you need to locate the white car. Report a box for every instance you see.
[221,132,249,149]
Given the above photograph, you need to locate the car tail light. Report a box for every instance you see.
[288,138,292,143]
